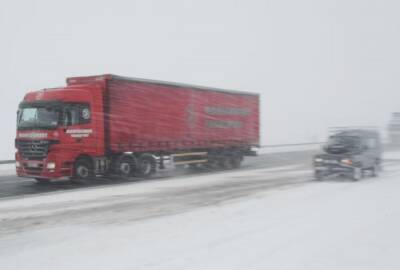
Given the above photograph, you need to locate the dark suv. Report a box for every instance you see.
[314,128,382,181]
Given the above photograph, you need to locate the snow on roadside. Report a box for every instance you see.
[1,165,400,270]
[0,164,307,221]
[0,163,15,176]
[384,150,400,160]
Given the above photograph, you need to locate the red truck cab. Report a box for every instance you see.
[16,83,105,181]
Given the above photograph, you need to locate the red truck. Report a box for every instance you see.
[15,75,259,183]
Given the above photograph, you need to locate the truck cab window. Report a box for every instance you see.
[63,104,90,126]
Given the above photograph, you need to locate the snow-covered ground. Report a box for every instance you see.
[1,153,400,269]
[0,163,15,176]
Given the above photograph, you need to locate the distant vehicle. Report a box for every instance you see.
[15,74,259,183]
[388,112,400,145]
[313,128,382,181]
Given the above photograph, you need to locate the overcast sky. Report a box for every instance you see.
[1,0,400,159]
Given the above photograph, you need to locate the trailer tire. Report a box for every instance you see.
[137,154,156,178]
[72,157,94,183]
[219,156,233,170]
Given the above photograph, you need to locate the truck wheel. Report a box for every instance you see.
[116,155,137,178]
[72,158,93,182]
[352,167,363,181]
[35,178,51,184]
[137,154,156,178]
[371,163,379,177]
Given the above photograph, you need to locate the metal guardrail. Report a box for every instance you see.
[0,160,15,165]
[0,142,323,165]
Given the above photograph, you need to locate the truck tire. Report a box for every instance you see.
[72,158,94,183]
[115,155,137,178]
[137,154,156,178]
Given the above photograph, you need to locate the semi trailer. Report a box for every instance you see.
[15,74,260,183]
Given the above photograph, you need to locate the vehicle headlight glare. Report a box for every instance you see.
[315,158,323,162]
[341,159,352,165]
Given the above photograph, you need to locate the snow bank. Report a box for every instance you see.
[384,150,400,160]
[0,164,307,220]
[0,163,15,176]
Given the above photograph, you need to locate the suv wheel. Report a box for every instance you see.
[371,163,379,177]
[315,170,324,181]
[352,167,363,181]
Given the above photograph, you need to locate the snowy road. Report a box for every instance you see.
[0,150,313,199]
[1,150,400,269]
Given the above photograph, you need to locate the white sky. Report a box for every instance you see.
[1,0,400,159]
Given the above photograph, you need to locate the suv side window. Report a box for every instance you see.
[63,103,91,126]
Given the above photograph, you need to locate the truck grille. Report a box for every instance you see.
[23,163,44,175]
[16,140,55,160]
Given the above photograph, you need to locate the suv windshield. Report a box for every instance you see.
[325,135,361,154]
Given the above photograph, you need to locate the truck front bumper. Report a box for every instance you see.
[314,164,354,176]
[16,158,73,179]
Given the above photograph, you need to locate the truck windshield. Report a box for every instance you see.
[17,106,60,130]
[17,102,91,130]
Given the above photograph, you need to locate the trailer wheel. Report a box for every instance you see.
[137,154,156,178]
[219,156,233,170]
[72,158,93,183]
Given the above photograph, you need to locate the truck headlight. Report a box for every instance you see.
[15,161,21,168]
[341,159,353,165]
[47,162,56,169]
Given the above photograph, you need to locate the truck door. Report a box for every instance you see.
[60,103,97,154]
